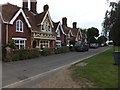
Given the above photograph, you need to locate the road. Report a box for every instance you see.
[2,46,110,88]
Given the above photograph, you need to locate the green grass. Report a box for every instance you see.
[70,48,118,88]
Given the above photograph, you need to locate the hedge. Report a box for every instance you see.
[54,46,69,54]
[3,49,40,62]
[41,48,54,56]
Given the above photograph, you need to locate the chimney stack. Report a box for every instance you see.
[73,22,77,28]
[43,4,49,12]
[22,0,28,10]
[62,17,67,27]
[30,0,37,14]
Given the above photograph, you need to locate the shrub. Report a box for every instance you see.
[54,46,69,54]
[3,49,40,62]
[41,48,54,56]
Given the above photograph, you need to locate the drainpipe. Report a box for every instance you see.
[6,23,8,44]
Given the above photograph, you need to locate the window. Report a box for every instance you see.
[16,20,23,32]
[56,40,61,47]
[68,33,70,38]
[57,30,60,37]
[41,25,44,30]
[40,40,49,48]
[12,38,26,49]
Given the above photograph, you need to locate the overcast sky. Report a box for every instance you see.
[0,0,117,33]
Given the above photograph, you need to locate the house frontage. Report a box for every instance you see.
[62,17,82,46]
[0,0,56,50]
[52,21,66,47]
[0,0,84,50]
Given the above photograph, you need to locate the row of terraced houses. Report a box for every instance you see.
[0,0,86,50]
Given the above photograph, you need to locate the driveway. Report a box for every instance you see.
[2,46,110,88]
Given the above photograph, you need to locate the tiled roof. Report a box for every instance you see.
[52,21,60,32]
[62,25,71,34]
[71,28,79,37]
[1,3,51,32]
[2,3,20,22]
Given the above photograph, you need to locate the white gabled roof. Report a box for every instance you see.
[41,11,54,28]
[56,22,66,35]
[9,8,31,28]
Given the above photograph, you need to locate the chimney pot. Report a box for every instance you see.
[62,17,67,27]
[30,0,37,14]
[23,0,28,10]
[73,22,77,28]
[43,4,49,12]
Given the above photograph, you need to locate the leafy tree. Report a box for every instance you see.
[87,27,99,38]
[103,1,120,46]
[98,36,107,45]
[87,27,99,44]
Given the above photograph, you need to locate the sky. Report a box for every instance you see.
[0,0,117,33]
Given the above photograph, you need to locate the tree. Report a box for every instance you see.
[103,1,120,46]
[98,36,107,45]
[87,27,99,44]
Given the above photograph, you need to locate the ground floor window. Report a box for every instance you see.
[40,40,49,49]
[12,38,26,49]
[56,40,61,47]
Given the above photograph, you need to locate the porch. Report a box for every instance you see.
[32,32,56,49]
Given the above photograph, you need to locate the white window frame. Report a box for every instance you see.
[16,20,23,32]
[56,40,61,47]
[12,38,27,49]
[57,29,60,37]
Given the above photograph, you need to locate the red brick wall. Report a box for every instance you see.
[8,13,31,48]
[2,23,6,47]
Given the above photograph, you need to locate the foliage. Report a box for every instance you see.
[3,49,40,62]
[41,48,54,56]
[87,27,99,44]
[4,40,16,49]
[70,48,118,88]
[89,37,97,43]
[103,1,120,46]
[54,46,69,54]
[87,27,99,38]
[69,39,76,46]
[98,36,107,45]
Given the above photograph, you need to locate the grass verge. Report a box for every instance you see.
[70,48,118,88]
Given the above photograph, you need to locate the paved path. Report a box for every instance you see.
[2,46,110,88]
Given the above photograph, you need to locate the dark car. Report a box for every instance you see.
[74,42,89,52]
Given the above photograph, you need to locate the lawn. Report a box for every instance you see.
[70,48,118,88]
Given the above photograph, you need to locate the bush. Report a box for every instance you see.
[3,49,40,62]
[54,46,69,54]
[41,48,54,56]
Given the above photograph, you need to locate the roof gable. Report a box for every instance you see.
[56,22,66,35]
[9,8,31,28]
[2,3,20,23]
[41,11,54,28]
[68,29,74,37]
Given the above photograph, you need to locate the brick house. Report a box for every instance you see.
[52,21,66,47]
[62,17,82,46]
[0,0,56,49]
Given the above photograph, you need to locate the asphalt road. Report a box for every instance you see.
[2,46,110,88]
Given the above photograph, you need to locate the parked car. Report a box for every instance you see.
[74,42,89,52]
[90,43,99,48]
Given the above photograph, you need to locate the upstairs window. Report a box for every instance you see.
[57,30,60,37]
[16,20,23,32]
[48,26,51,32]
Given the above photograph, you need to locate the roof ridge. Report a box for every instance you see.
[2,2,20,8]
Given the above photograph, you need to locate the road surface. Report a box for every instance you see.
[2,46,110,88]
